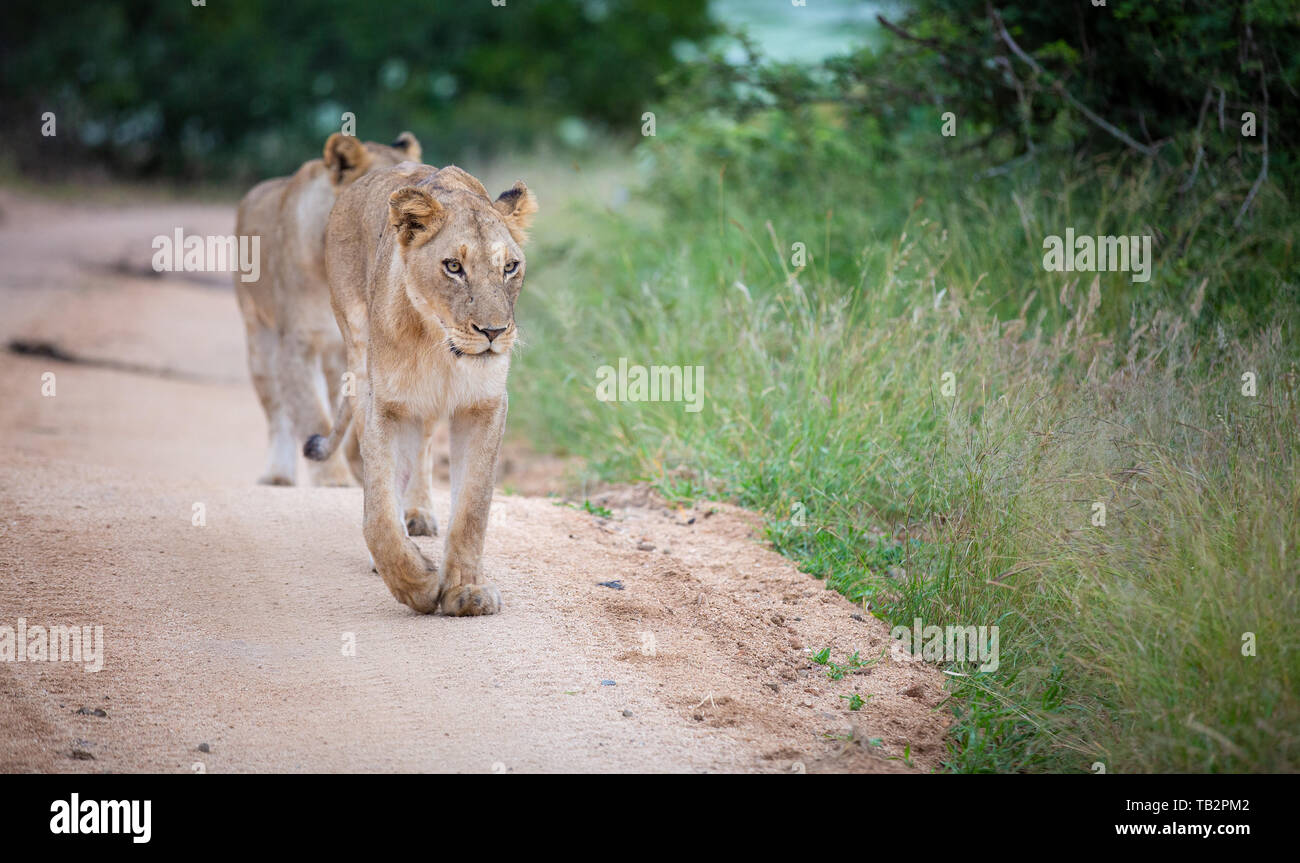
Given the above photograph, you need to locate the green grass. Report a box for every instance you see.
[841,693,868,711]
[553,499,615,519]
[501,124,1298,773]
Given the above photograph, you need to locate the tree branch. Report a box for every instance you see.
[989,7,1160,158]
[1235,67,1269,227]
[875,14,945,53]
[1178,87,1214,194]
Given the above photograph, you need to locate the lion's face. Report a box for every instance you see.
[387,171,537,359]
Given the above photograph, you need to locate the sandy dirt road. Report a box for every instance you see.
[0,191,948,773]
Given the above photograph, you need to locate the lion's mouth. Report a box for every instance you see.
[448,340,506,358]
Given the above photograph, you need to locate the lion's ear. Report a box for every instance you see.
[389,187,445,247]
[493,181,538,245]
[324,133,372,187]
[390,131,422,162]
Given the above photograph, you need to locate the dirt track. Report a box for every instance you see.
[0,190,949,773]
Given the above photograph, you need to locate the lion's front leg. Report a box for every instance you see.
[440,396,507,616]
[361,405,444,613]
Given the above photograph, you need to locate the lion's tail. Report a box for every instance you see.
[303,381,355,463]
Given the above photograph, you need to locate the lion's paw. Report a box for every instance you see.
[404,508,438,537]
[392,582,442,614]
[440,583,502,617]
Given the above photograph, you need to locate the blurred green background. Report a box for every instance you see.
[5,0,1297,190]
[3,0,717,179]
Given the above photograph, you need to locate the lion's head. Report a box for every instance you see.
[324,131,422,188]
[386,165,538,359]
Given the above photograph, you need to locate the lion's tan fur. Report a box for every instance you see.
[309,162,536,615]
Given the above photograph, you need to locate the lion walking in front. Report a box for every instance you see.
[306,161,537,615]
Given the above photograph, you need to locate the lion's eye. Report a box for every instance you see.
[444,260,463,275]
[504,260,519,275]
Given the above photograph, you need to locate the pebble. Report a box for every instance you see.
[622,710,633,717]
[597,580,624,590]
[600,679,616,686]
[636,541,655,551]
[197,742,211,753]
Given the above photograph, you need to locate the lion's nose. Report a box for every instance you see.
[474,324,508,343]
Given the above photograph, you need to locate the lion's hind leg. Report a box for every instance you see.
[246,322,297,486]
[308,343,357,487]
[280,329,351,487]
[401,420,439,537]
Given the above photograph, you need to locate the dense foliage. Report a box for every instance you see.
[2,0,715,180]
[648,1,1297,326]
[678,1,1298,176]
[881,1,1297,161]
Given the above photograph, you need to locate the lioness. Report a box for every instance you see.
[234,131,422,490]
[306,162,536,615]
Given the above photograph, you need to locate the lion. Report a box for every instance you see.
[234,131,424,492]
[305,161,537,615]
